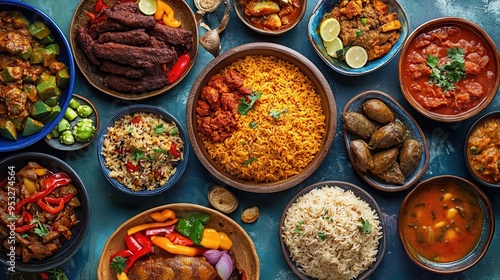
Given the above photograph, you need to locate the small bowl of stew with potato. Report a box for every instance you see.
[397,175,494,273]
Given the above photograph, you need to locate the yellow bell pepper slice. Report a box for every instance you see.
[23,177,37,194]
[150,209,176,222]
[200,228,220,249]
[218,231,233,250]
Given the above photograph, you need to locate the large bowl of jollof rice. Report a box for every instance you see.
[186,42,336,193]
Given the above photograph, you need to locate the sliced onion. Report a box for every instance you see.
[215,252,233,280]
[203,249,225,266]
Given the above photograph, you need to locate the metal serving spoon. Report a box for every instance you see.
[197,0,230,57]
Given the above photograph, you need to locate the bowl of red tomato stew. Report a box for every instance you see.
[398,175,494,273]
[97,203,260,279]
[0,152,90,272]
[234,0,307,35]
[398,17,500,122]
[465,111,500,187]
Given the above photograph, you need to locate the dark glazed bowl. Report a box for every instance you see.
[70,0,198,100]
[398,17,500,122]
[279,181,386,279]
[342,90,430,192]
[44,94,100,151]
[464,111,500,188]
[233,0,307,35]
[0,1,75,152]
[186,42,336,193]
[0,153,90,272]
[307,0,408,76]
[97,105,189,198]
[398,175,494,273]
[97,203,260,280]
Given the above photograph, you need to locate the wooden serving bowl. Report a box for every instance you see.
[186,42,336,193]
[97,203,260,279]
[398,175,494,273]
[398,17,500,122]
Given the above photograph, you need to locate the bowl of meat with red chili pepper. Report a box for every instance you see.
[97,104,188,198]
[398,17,500,122]
[97,203,260,280]
[70,0,198,100]
[0,152,90,272]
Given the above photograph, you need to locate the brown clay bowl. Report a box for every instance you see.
[97,203,260,279]
[233,0,307,35]
[186,42,336,193]
[70,0,198,100]
[398,17,499,122]
[398,175,494,273]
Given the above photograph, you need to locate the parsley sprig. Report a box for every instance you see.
[357,217,372,234]
[426,47,466,92]
[238,91,262,115]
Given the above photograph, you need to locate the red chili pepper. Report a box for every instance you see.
[125,234,143,254]
[133,232,154,253]
[144,225,175,236]
[125,162,140,172]
[166,53,191,84]
[94,0,109,13]
[37,198,65,214]
[109,249,133,263]
[170,142,181,158]
[15,223,36,233]
[85,11,107,24]
[40,272,49,280]
[165,231,194,246]
[44,193,74,205]
[131,116,142,124]
[15,173,72,214]
[124,246,150,273]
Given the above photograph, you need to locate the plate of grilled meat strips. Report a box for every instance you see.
[70,0,198,100]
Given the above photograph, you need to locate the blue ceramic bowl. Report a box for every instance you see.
[97,105,189,197]
[0,1,75,152]
[342,90,430,192]
[0,152,90,272]
[307,0,408,76]
[398,175,494,273]
[279,180,387,279]
[464,111,500,188]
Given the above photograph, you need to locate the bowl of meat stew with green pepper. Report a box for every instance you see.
[0,152,90,272]
[0,1,75,151]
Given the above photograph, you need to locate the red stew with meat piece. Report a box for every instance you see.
[239,0,302,31]
[401,25,496,115]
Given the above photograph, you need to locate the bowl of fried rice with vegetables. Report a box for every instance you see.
[97,105,188,197]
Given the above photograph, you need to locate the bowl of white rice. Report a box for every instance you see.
[97,105,188,197]
[279,181,386,280]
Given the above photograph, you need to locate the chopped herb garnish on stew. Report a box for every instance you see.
[357,217,372,234]
[249,121,258,128]
[356,29,364,36]
[238,91,262,115]
[154,148,166,154]
[170,127,179,135]
[244,157,258,166]
[426,47,466,92]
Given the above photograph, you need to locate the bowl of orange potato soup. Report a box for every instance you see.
[398,175,494,273]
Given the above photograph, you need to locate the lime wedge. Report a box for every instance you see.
[138,0,158,16]
[345,46,368,68]
[319,18,340,42]
[324,37,343,58]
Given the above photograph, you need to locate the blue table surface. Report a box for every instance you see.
[2,0,500,279]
